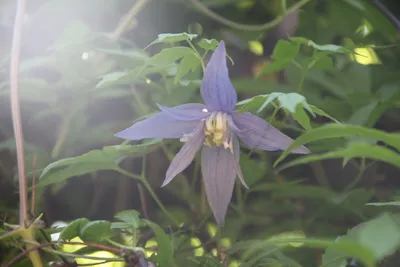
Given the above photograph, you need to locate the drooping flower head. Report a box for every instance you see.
[116,41,309,225]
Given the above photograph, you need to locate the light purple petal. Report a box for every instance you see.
[201,145,237,226]
[201,41,237,113]
[232,136,248,189]
[156,103,210,121]
[162,123,205,186]
[115,112,200,140]
[233,112,310,154]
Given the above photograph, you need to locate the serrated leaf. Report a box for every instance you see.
[39,139,161,187]
[114,210,143,228]
[274,124,400,166]
[277,142,400,171]
[80,220,111,242]
[144,220,173,267]
[59,218,89,241]
[198,39,219,51]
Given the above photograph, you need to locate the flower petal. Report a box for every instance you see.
[201,145,237,226]
[156,103,209,121]
[162,123,205,186]
[201,41,237,113]
[232,136,248,189]
[233,112,310,154]
[115,112,199,140]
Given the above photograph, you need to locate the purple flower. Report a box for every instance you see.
[116,41,310,225]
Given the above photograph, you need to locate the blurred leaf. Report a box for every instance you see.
[357,213,400,259]
[291,37,352,53]
[80,220,111,242]
[174,52,200,83]
[258,40,299,74]
[148,32,198,47]
[59,218,89,241]
[275,124,400,166]
[366,202,400,206]
[272,40,300,61]
[198,39,219,51]
[39,139,161,187]
[277,142,400,170]
[240,154,268,186]
[144,220,174,267]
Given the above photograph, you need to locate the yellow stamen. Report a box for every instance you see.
[204,111,233,153]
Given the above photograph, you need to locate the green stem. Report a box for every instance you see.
[186,39,206,72]
[297,67,308,92]
[189,0,311,31]
[115,167,179,226]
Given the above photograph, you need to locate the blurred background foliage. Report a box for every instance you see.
[1,0,400,266]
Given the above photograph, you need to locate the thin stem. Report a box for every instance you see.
[343,158,367,192]
[110,0,151,40]
[186,40,206,72]
[139,155,149,219]
[296,67,308,92]
[116,167,179,226]
[189,0,311,31]
[10,0,28,228]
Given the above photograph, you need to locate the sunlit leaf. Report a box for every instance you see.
[80,220,111,242]
[198,39,219,51]
[39,139,161,187]
[277,142,400,170]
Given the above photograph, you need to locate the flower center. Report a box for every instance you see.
[204,111,233,153]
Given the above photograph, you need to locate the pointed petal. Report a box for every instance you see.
[233,112,310,154]
[115,112,199,140]
[156,103,210,121]
[201,41,237,113]
[162,123,205,186]
[232,136,248,189]
[201,145,237,226]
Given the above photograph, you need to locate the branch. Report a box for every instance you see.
[189,0,312,32]
[10,0,28,228]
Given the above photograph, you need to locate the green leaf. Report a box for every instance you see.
[146,47,195,67]
[198,39,219,51]
[357,213,400,259]
[144,220,174,267]
[148,32,198,47]
[258,40,299,75]
[95,71,130,88]
[174,52,200,83]
[271,40,300,61]
[291,37,352,53]
[80,220,111,242]
[113,210,143,229]
[366,202,400,206]
[59,218,89,241]
[277,142,400,171]
[274,124,400,166]
[310,105,340,123]
[39,139,161,187]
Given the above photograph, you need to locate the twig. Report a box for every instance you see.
[10,0,28,228]
[189,0,311,31]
